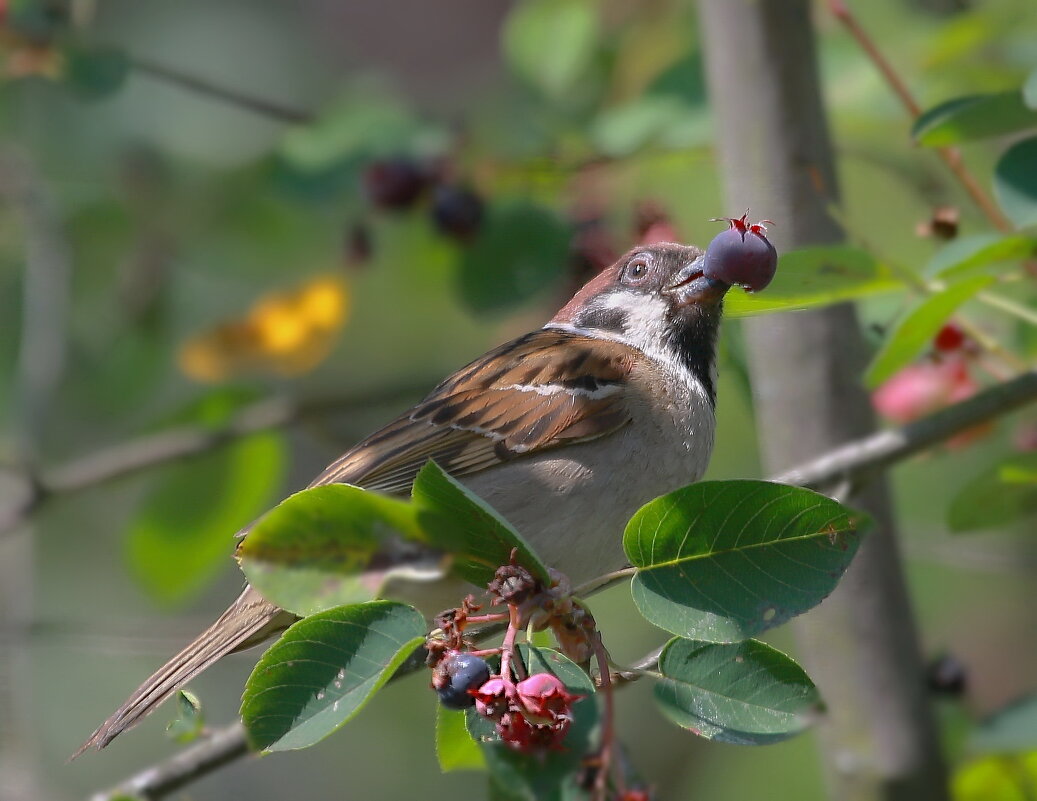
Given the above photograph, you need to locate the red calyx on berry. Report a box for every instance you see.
[702,211,777,292]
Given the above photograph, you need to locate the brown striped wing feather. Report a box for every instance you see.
[308,330,635,494]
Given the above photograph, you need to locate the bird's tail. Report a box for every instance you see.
[73,586,292,757]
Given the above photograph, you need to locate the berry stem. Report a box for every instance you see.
[499,603,527,687]
[591,631,624,801]
[463,612,511,625]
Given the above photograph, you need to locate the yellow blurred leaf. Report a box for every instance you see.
[178,274,350,383]
[953,753,1037,801]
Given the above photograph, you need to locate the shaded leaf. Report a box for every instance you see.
[165,690,204,744]
[457,201,571,313]
[590,96,709,157]
[624,481,866,642]
[725,246,902,318]
[654,637,820,745]
[971,695,1037,755]
[925,234,1037,280]
[912,93,1037,147]
[949,453,1037,532]
[437,707,485,772]
[864,276,993,389]
[412,461,551,586]
[994,137,1037,229]
[241,601,425,752]
[466,646,597,801]
[502,0,599,98]
[1025,69,1037,110]
[237,484,436,616]
[63,45,129,99]
[127,432,285,606]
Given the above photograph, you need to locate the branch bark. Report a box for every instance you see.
[84,367,1037,800]
[697,2,948,800]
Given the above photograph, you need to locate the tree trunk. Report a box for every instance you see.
[695,3,948,800]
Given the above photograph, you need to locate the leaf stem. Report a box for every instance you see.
[572,567,637,598]
[976,291,1037,328]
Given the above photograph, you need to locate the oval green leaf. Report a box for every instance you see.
[238,484,437,616]
[725,246,903,318]
[127,432,285,606]
[241,601,426,752]
[994,137,1037,229]
[412,461,550,586]
[864,275,993,389]
[654,637,820,745]
[925,234,1037,280]
[502,0,599,98]
[912,92,1037,147]
[624,481,866,642]
[437,707,485,773]
[457,201,571,313]
[948,452,1037,532]
[465,646,597,801]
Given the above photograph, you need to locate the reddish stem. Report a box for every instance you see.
[591,632,623,801]
[827,0,1013,232]
[498,603,527,688]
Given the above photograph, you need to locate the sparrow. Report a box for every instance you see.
[77,242,730,754]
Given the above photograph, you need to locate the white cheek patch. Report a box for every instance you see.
[596,292,671,363]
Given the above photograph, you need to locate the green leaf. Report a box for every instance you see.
[724,246,903,318]
[925,234,1037,280]
[1025,69,1037,110]
[436,707,485,772]
[953,752,1037,801]
[912,93,1037,147]
[502,0,599,98]
[948,453,1037,533]
[457,201,571,313]
[994,137,1037,229]
[165,690,204,745]
[864,276,994,389]
[412,461,551,586]
[241,601,425,752]
[466,646,597,801]
[63,45,130,99]
[971,695,1037,755]
[653,637,820,745]
[624,481,866,642]
[237,484,435,616]
[590,96,710,157]
[127,432,285,606]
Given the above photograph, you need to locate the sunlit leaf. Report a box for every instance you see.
[625,481,866,642]
[913,93,1037,147]
[241,601,426,752]
[724,246,903,317]
[412,461,551,586]
[437,707,486,773]
[864,276,993,389]
[465,646,597,801]
[237,484,435,616]
[457,201,571,313]
[654,637,820,745]
[953,752,1037,801]
[948,453,1037,533]
[502,0,599,98]
[925,234,1037,280]
[178,274,350,382]
[994,137,1037,229]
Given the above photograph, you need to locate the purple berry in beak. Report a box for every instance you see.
[703,212,777,292]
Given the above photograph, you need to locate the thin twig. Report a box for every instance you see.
[86,368,1037,800]
[130,57,314,125]
[827,0,1013,231]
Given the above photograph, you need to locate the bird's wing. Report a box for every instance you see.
[309,329,636,494]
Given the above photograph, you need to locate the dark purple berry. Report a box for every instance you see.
[925,654,967,697]
[430,185,484,241]
[702,212,777,292]
[435,652,490,709]
[362,158,427,210]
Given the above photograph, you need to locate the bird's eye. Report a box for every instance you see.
[624,256,651,283]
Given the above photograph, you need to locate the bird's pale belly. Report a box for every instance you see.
[460,411,715,586]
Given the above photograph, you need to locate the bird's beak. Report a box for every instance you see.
[664,257,730,307]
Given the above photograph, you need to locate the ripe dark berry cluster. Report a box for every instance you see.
[432,651,491,710]
[359,156,485,243]
[702,211,778,292]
